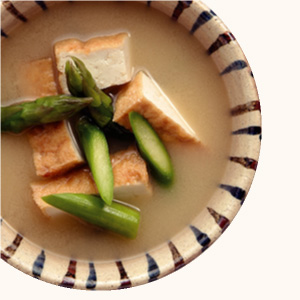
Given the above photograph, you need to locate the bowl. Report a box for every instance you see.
[1,0,261,290]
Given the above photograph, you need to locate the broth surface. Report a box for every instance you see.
[1,1,232,261]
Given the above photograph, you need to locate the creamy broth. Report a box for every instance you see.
[1,1,231,261]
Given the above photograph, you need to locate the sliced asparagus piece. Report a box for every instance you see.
[65,57,113,128]
[77,116,114,205]
[42,193,140,239]
[1,95,93,134]
[129,111,174,185]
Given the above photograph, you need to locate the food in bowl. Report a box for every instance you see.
[1,1,260,289]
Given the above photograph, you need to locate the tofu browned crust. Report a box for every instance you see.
[27,121,84,178]
[113,71,200,143]
[18,57,58,99]
[111,146,152,200]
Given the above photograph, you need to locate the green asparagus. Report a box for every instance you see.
[42,193,140,239]
[129,111,174,185]
[65,57,133,139]
[1,95,93,133]
[65,57,113,128]
[77,116,114,205]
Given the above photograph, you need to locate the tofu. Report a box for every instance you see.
[19,57,84,178]
[111,146,152,200]
[27,121,84,178]
[18,57,58,99]
[31,168,98,217]
[113,71,200,143]
[31,147,152,217]
[54,33,132,94]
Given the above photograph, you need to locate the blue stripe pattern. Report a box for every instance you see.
[220,60,248,75]
[86,262,97,289]
[190,10,215,34]
[220,184,246,203]
[190,225,210,251]
[35,1,47,10]
[232,126,262,136]
[146,253,160,282]
[1,29,8,38]
[32,250,46,278]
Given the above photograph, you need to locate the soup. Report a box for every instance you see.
[1,1,231,262]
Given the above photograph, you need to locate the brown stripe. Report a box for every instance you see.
[208,32,235,55]
[168,241,185,271]
[1,252,10,261]
[2,1,27,22]
[230,156,258,170]
[207,207,230,232]
[116,260,131,289]
[231,100,261,116]
[59,259,77,288]
[1,233,23,262]
[172,1,193,21]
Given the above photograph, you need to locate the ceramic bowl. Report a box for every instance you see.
[1,0,261,290]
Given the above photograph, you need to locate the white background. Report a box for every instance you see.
[1,0,300,299]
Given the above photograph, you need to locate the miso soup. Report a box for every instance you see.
[1,1,232,261]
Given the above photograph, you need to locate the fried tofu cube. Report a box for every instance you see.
[20,57,84,178]
[27,121,84,178]
[111,146,152,200]
[54,33,132,94]
[31,147,152,217]
[113,71,200,143]
[18,57,58,99]
[31,168,98,217]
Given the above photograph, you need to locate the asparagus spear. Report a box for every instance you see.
[65,57,133,139]
[65,57,113,128]
[42,193,140,239]
[1,95,93,133]
[77,116,114,205]
[129,111,174,185]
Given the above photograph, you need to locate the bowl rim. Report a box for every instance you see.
[1,0,261,290]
